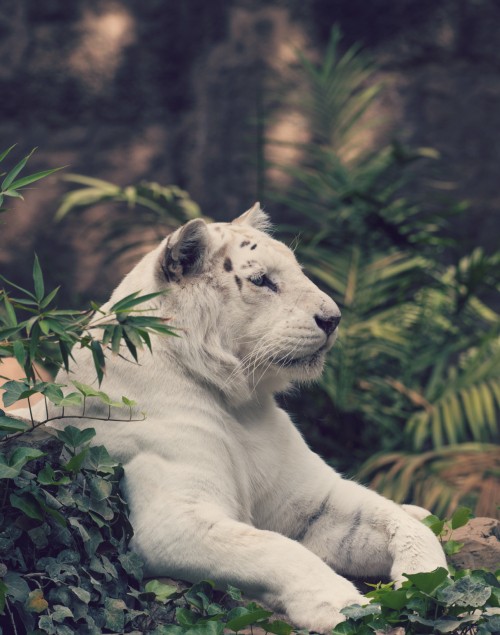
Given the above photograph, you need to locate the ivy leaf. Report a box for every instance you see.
[55,425,96,449]
[404,567,449,594]
[72,380,102,398]
[0,579,7,614]
[341,603,381,620]
[259,620,294,635]
[55,392,83,408]
[444,540,465,556]
[42,383,64,404]
[95,391,123,408]
[226,585,242,601]
[438,576,492,608]
[150,626,184,635]
[104,597,126,631]
[0,413,30,434]
[69,585,91,605]
[51,604,74,623]
[25,588,49,613]
[10,446,45,466]
[144,579,178,602]
[0,458,23,479]
[186,623,224,635]
[377,588,409,610]
[225,606,273,631]
[37,463,71,486]
[176,607,199,626]
[118,552,144,582]
[185,581,214,611]
[63,447,90,474]
[407,614,439,628]
[421,514,445,536]
[1,379,32,407]
[85,445,118,473]
[68,517,90,542]
[4,571,30,603]
[88,476,112,501]
[37,616,56,632]
[451,506,473,530]
[433,615,478,633]
[10,493,44,520]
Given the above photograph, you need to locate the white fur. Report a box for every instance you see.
[28,206,446,631]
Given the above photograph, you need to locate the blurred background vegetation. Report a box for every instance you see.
[0,1,499,518]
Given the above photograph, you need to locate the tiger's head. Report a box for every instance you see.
[111,204,341,404]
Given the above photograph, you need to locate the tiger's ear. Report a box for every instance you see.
[232,202,271,232]
[161,218,209,282]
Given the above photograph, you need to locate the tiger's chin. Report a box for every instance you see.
[278,347,328,383]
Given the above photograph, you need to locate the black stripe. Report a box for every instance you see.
[337,510,362,560]
[293,496,329,542]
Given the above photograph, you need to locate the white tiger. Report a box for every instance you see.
[44,205,446,631]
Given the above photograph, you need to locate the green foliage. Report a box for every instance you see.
[422,506,473,557]
[333,568,500,635]
[0,434,295,634]
[0,145,300,635]
[266,26,500,515]
[1,450,497,635]
[0,255,175,386]
[0,428,147,634]
[359,444,500,519]
[1,224,175,437]
[0,146,62,215]
[56,175,203,264]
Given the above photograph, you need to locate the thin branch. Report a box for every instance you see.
[0,412,146,445]
[385,377,433,412]
[5,598,19,635]
[27,395,34,427]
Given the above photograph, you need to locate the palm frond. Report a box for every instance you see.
[357,444,500,518]
[403,338,500,449]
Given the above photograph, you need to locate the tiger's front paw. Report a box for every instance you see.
[284,580,368,633]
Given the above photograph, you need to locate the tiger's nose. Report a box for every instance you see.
[314,313,341,336]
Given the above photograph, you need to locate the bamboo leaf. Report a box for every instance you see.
[479,381,497,438]
[32,255,44,303]
[2,295,17,326]
[0,145,16,164]
[111,291,163,313]
[1,148,35,191]
[7,166,64,191]
[440,400,458,445]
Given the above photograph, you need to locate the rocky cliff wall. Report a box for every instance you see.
[1,0,499,304]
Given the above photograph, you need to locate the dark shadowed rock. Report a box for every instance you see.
[446,517,500,572]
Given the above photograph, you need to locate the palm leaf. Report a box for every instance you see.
[358,444,500,518]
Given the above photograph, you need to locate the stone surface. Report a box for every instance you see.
[1,1,500,309]
[446,517,500,572]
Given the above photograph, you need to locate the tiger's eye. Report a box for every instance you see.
[251,275,265,287]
